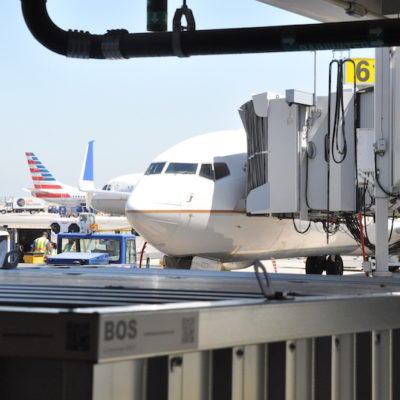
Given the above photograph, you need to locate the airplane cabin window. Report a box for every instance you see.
[145,162,166,175]
[199,164,214,180]
[165,163,198,174]
[214,163,230,180]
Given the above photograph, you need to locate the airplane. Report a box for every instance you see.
[25,152,86,207]
[124,129,400,272]
[79,140,142,215]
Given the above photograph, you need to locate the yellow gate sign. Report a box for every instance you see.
[346,58,375,84]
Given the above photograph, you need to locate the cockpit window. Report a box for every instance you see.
[102,184,111,190]
[165,163,198,174]
[145,162,166,175]
[214,163,230,180]
[199,164,214,180]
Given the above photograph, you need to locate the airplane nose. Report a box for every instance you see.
[125,176,181,252]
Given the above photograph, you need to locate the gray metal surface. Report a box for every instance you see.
[1,267,400,399]
[3,266,400,296]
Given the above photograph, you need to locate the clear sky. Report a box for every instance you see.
[0,0,373,197]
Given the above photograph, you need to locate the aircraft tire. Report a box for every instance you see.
[3,250,20,269]
[305,256,325,274]
[325,255,344,275]
[51,223,60,234]
[68,223,80,233]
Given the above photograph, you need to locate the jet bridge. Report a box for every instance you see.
[240,88,357,216]
[240,48,400,274]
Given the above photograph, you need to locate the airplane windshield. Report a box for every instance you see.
[214,163,230,180]
[165,163,198,174]
[145,162,166,175]
[199,163,230,180]
[199,164,214,180]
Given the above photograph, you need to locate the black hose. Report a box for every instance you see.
[292,214,311,234]
[254,260,273,299]
[20,1,400,60]
[374,152,399,198]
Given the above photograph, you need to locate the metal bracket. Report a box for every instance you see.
[172,4,196,58]
[101,29,129,60]
[67,30,91,59]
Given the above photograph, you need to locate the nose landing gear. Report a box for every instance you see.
[163,255,193,269]
[305,255,344,275]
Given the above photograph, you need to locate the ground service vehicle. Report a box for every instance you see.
[46,232,137,266]
[0,197,46,214]
[50,213,97,235]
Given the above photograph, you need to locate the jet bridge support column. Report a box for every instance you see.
[374,48,392,277]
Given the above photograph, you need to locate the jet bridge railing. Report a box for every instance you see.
[1,293,400,399]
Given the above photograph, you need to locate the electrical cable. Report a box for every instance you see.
[332,62,348,163]
[292,214,311,234]
[328,60,346,165]
[322,219,340,236]
[253,260,274,299]
[389,211,395,242]
[374,152,399,198]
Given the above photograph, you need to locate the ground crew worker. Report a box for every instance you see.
[63,238,76,252]
[48,242,57,256]
[31,232,50,254]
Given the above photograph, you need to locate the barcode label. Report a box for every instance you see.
[65,322,90,352]
[182,317,195,344]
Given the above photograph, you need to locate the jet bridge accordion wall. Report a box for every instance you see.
[240,93,302,214]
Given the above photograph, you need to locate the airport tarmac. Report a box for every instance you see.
[0,212,369,274]
[244,256,365,275]
[0,212,131,230]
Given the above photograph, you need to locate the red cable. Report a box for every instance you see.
[358,212,367,262]
[139,241,147,268]
[358,212,368,276]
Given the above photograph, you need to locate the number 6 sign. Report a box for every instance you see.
[346,58,375,84]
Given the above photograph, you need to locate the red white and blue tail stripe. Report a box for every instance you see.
[25,152,71,199]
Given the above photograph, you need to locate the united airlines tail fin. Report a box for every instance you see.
[79,140,96,191]
[79,140,130,199]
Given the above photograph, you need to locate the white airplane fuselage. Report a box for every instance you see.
[125,130,397,262]
[90,173,142,216]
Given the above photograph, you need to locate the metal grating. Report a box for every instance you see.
[0,283,264,308]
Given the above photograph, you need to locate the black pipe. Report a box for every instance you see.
[21,0,400,60]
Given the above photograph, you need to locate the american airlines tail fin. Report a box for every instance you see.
[25,152,64,193]
[24,152,85,206]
